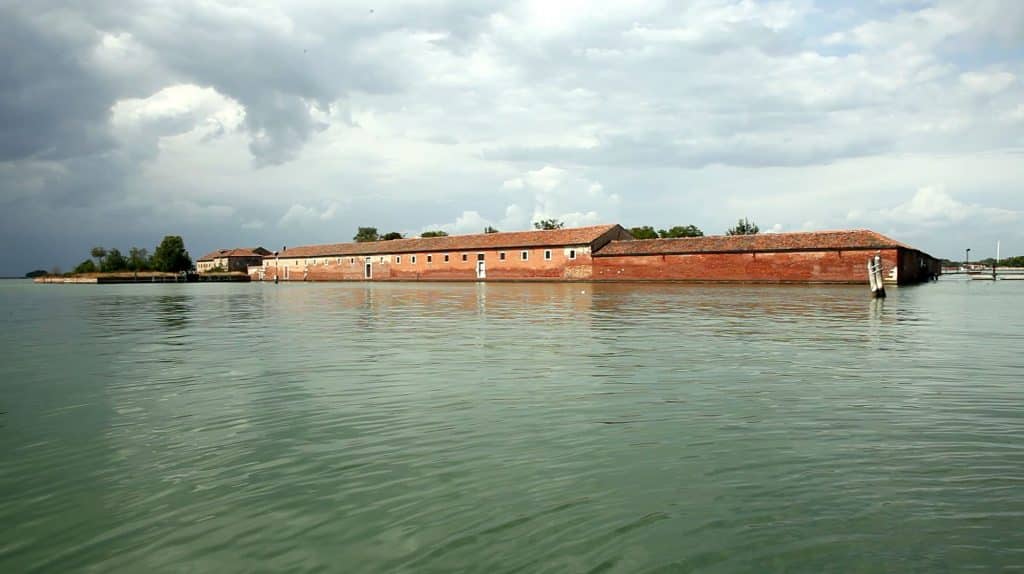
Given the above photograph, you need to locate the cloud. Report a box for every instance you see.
[278,202,340,227]
[848,186,1021,228]
[424,166,619,234]
[3,0,1024,273]
[960,71,1016,95]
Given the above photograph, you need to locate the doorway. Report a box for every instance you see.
[364,262,372,279]
[476,260,486,280]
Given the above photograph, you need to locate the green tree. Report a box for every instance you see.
[726,218,760,236]
[533,219,564,230]
[101,248,129,272]
[353,227,379,242]
[381,231,404,240]
[484,226,499,234]
[74,259,98,274]
[421,230,449,237]
[629,226,659,240]
[151,235,192,272]
[90,246,107,270]
[128,247,151,271]
[25,269,48,278]
[660,225,703,238]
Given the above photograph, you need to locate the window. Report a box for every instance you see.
[365,256,371,262]
[380,256,385,263]
[521,251,529,261]
[350,257,355,264]
[396,256,401,264]
[411,255,417,264]
[477,253,485,261]
[462,254,468,262]
[544,250,552,260]
[499,252,506,261]
[569,249,576,260]
[444,254,450,263]
[427,255,432,263]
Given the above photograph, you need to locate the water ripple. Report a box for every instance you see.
[1,279,1022,572]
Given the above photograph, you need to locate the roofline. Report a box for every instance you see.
[594,245,904,257]
[593,229,914,257]
[262,224,623,257]
[264,241,601,258]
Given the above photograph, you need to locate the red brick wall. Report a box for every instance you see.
[592,249,900,283]
[259,245,594,281]
[255,246,912,284]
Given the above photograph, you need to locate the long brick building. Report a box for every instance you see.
[252,225,939,284]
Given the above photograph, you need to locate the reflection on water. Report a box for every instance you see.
[0,279,1022,572]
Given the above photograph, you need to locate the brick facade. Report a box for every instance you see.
[252,227,939,285]
[592,249,903,283]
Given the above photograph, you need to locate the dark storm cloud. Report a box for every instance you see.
[0,6,116,161]
[1,1,500,169]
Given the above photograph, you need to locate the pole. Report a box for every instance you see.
[994,241,1000,280]
[965,248,970,271]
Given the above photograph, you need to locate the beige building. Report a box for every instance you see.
[196,247,271,273]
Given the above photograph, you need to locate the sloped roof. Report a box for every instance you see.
[197,247,270,262]
[595,230,914,257]
[264,225,622,258]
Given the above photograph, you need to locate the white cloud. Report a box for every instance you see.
[960,71,1016,95]
[5,0,1024,272]
[849,186,1021,228]
[277,202,340,227]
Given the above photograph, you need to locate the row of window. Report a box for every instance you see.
[296,249,578,267]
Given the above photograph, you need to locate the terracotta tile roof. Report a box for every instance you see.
[197,247,270,262]
[595,229,915,257]
[263,225,622,259]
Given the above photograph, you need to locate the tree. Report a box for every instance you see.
[533,219,564,230]
[484,226,499,234]
[128,247,150,271]
[421,230,449,237]
[381,231,404,241]
[74,259,98,274]
[90,246,107,270]
[101,248,129,272]
[353,227,379,242]
[660,225,703,238]
[151,235,192,272]
[25,269,48,278]
[726,218,759,236]
[629,226,660,240]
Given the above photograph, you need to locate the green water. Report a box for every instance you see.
[1,279,1022,572]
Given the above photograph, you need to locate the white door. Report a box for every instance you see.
[476,260,486,279]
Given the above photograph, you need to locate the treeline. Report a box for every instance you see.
[71,236,192,274]
[350,219,564,242]
[629,218,760,239]
[350,217,759,244]
[945,255,1024,267]
[629,225,704,239]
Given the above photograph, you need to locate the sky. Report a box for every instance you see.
[2,0,1023,274]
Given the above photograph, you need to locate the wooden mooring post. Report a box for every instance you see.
[868,255,886,298]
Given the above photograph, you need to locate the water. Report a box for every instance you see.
[1,279,1022,572]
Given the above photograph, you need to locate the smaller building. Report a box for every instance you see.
[196,247,271,273]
